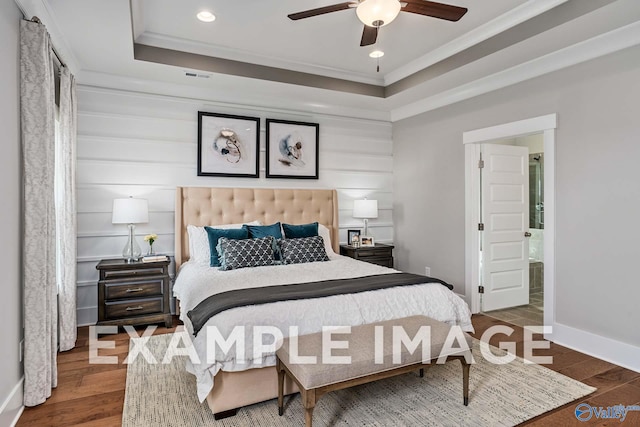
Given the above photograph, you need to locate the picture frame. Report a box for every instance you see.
[266,119,319,179]
[198,111,260,178]
[360,236,375,247]
[347,229,361,246]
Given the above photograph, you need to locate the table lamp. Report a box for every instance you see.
[353,199,378,237]
[112,197,149,263]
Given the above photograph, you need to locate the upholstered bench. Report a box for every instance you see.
[276,315,472,427]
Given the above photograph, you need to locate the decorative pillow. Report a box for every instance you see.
[282,222,318,239]
[244,222,283,260]
[204,226,248,267]
[279,236,330,265]
[318,224,335,256]
[243,222,283,239]
[217,236,278,270]
[187,221,260,265]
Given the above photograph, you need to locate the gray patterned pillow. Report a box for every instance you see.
[217,236,277,270]
[279,236,330,265]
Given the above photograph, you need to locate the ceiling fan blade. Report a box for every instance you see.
[402,0,468,21]
[288,2,355,20]
[360,25,378,47]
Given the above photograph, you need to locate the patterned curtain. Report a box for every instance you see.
[20,18,57,407]
[57,67,78,351]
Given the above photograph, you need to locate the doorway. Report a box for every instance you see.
[481,135,545,326]
[463,114,556,334]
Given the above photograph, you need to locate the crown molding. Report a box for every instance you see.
[133,43,385,98]
[390,20,640,122]
[136,32,384,87]
[384,0,570,85]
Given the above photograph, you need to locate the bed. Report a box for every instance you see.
[173,187,473,417]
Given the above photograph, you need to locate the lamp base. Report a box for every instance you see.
[363,218,370,237]
[122,223,142,262]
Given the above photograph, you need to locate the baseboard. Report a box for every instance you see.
[551,322,640,373]
[77,306,97,327]
[0,377,24,427]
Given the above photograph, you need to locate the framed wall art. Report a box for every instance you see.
[266,119,319,179]
[198,111,260,178]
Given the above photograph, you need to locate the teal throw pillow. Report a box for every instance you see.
[282,222,319,239]
[204,226,248,267]
[243,222,283,239]
[243,222,282,260]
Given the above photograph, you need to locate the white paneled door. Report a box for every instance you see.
[481,144,530,311]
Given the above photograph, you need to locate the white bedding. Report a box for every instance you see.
[173,254,474,402]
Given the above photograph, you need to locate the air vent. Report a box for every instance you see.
[185,72,210,79]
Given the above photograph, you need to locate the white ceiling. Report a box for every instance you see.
[16,0,640,120]
[133,0,526,84]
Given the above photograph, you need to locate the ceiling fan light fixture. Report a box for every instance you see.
[356,0,401,27]
[369,50,384,58]
[196,11,216,22]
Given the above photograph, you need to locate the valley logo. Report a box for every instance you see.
[575,402,640,422]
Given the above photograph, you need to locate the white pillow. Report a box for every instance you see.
[187,221,261,265]
[318,224,336,256]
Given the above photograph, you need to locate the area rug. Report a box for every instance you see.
[122,332,595,426]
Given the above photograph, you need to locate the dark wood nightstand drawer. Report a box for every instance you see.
[104,278,164,300]
[103,267,165,279]
[353,247,393,258]
[362,256,394,268]
[105,297,164,320]
[340,243,395,268]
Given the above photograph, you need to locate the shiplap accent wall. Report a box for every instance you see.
[76,86,394,326]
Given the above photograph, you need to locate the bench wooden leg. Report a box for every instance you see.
[305,407,314,427]
[302,388,316,427]
[419,368,424,378]
[277,358,284,416]
[460,357,470,406]
[214,409,237,420]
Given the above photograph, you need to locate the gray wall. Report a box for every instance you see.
[393,44,640,347]
[0,1,24,423]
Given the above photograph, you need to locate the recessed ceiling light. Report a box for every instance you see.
[197,11,216,22]
[369,50,384,58]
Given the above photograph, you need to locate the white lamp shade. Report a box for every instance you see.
[356,0,401,27]
[112,198,149,224]
[353,199,378,219]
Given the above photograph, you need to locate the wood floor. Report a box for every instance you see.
[484,303,543,327]
[16,315,640,426]
[484,286,544,327]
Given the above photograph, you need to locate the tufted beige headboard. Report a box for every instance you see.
[175,187,339,269]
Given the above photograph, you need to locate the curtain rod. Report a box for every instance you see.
[25,16,67,69]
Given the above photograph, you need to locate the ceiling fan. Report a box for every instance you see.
[288,0,468,47]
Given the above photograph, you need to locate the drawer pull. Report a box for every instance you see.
[125,288,144,293]
[125,306,144,311]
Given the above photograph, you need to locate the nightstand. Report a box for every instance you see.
[96,258,172,328]
[340,243,394,268]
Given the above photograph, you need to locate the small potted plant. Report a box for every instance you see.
[144,233,158,256]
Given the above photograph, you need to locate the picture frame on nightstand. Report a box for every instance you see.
[347,229,361,246]
[361,236,375,247]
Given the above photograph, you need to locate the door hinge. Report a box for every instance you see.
[478,223,484,231]
[478,159,484,168]
[478,285,485,294]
